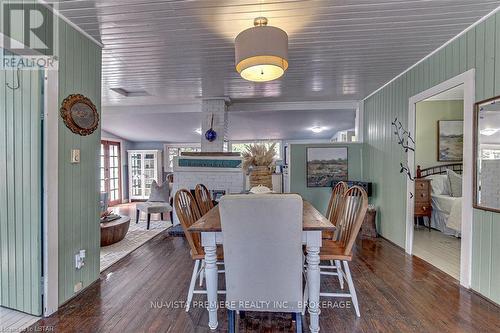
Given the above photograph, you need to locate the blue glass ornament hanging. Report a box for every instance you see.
[205,113,217,142]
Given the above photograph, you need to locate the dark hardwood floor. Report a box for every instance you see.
[30,232,500,333]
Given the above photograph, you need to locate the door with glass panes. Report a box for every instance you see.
[129,150,160,200]
[100,141,122,206]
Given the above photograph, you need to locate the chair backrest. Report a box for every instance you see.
[148,180,170,202]
[326,181,348,226]
[174,189,203,258]
[337,186,368,255]
[219,194,303,313]
[195,184,214,215]
[166,173,173,183]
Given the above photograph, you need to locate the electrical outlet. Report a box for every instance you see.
[75,250,86,269]
[74,281,83,293]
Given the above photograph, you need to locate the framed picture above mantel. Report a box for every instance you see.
[306,147,348,187]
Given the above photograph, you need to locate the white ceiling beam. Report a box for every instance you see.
[229,101,359,113]
[103,103,201,115]
[102,100,359,115]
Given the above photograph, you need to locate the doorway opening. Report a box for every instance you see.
[406,69,474,288]
[412,85,464,280]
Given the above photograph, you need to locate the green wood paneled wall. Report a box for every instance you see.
[289,143,363,214]
[0,64,42,315]
[363,12,500,304]
[57,21,102,305]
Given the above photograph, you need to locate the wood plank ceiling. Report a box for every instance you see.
[53,0,500,107]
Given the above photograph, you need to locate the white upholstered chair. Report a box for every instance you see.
[136,180,172,230]
[219,194,304,333]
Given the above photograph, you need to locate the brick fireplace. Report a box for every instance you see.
[172,154,244,225]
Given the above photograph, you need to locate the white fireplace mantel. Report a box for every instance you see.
[172,155,245,225]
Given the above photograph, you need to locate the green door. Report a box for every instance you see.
[0,59,43,315]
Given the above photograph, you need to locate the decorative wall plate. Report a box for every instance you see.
[60,94,99,136]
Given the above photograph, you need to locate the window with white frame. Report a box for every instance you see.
[165,144,201,171]
[230,141,282,159]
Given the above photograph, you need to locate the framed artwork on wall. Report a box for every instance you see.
[438,120,463,161]
[306,147,348,187]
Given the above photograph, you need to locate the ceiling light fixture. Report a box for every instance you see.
[480,128,500,136]
[194,128,202,135]
[310,126,325,133]
[235,17,288,82]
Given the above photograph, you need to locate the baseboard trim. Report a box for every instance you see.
[471,289,500,308]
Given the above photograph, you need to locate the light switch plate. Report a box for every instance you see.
[71,149,80,164]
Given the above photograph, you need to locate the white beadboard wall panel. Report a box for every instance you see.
[0,60,42,315]
[57,19,102,305]
[363,12,500,304]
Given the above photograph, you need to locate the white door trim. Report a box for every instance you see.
[405,69,475,288]
[43,68,59,315]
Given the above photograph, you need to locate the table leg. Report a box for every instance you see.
[306,244,321,333]
[203,233,219,330]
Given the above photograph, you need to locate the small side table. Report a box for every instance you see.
[361,206,377,238]
[100,216,131,246]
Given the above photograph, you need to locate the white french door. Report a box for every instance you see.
[100,140,122,206]
[129,150,160,200]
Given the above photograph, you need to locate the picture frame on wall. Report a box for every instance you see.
[438,120,463,161]
[306,147,348,187]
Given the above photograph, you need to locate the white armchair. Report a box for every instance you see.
[219,194,304,332]
[136,180,172,230]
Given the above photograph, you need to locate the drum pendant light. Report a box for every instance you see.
[235,17,289,82]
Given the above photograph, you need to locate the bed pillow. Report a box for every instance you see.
[426,174,450,195]
[447,169,462,197]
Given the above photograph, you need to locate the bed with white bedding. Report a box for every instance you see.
[418,164,463,237]
[430,193,461,236]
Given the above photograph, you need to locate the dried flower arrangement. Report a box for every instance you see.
[242,142,277,171]
[242,143,277,189]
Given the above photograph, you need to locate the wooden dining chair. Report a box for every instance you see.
[195,184,214,215]
[305,186,368,317]
[323,181,348,240]
[219,194,304,332]
[174,189,224,312]
[318,181,349,290]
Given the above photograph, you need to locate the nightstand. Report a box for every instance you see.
[414,178,432,231]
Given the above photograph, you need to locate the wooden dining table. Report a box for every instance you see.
[188,199,335,333]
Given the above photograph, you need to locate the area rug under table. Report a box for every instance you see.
[100,219,171,272]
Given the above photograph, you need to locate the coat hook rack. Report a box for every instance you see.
[6,68,20,90]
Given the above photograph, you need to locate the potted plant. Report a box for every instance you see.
[242,143,277,189]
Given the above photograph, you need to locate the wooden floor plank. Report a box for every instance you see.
[29,232,500,333]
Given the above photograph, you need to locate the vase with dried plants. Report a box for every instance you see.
[242,143,277,189]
